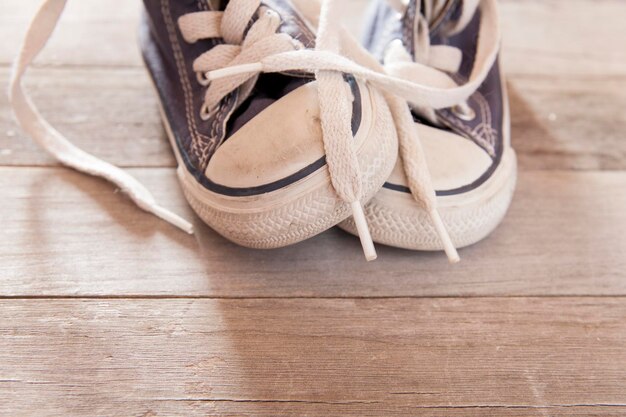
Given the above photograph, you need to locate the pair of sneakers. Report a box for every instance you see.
[10,0,516,263]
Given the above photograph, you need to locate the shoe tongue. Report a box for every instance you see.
[407,0,459,30]
[401,0,465,48]
[207,0,225,10]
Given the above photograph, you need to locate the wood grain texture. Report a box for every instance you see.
[2,1,626,416]
[1,0,140,67]
[510,76,626,170]
[2,71,625,170]
[3,1,625,170]
[4,0,626,76]
[0,68,176,168]
[1,167,625,297]
[1,297,625,417]
[0,0,364,67]
[501,0,626,77]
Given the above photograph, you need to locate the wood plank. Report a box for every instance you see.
[0,0,140,68]
[0,68,176,168]
[1,297,625,416]
[1,167,625,297]
[501,0,626,77]
[510,75,626,170]
[3,0,625,78]
[2,66,626,170]
[2,3,624,417]
[4,0,626,171]
[0,0,362,68]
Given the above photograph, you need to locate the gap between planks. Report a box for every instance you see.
[2,295,626,300]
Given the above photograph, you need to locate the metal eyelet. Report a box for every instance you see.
[196,71,210,87]
[263,8,280,20]
[451,103,476,121]
[200,103,215,121]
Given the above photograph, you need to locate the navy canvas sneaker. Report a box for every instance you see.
[340,0,517,261]
[10,0,402,260]
[138,0,405,260]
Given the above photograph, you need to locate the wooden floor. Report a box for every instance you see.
[1,1,626,416]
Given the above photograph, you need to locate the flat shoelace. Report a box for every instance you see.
[9,0,194,234]
[9,0,499,262]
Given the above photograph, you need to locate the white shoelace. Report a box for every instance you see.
[9,0,499,263]
[9,0,194,234]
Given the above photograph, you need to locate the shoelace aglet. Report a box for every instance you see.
[150,205,195,235]
[351,201,377,262]
[207,63,264,82]
[428,209,460,264]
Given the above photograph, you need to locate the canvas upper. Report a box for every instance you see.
[364,0,508,196]
[140,0,366,196]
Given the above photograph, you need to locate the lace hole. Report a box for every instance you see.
[452,103,476,121]
[263,9,279,19]
[200,104,215,121]
[196,71,210,86]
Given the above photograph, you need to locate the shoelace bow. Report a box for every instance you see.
[9,0,499,263]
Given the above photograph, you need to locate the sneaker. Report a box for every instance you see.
[339,0,517,262]
[10,0,400,260]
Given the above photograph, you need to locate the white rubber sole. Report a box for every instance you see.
[339,148,518,251]
[158,84,398,249]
